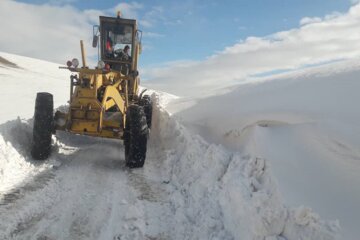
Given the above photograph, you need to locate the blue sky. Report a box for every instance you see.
[15,0,353,69]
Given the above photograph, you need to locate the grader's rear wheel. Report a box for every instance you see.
[124,105,148,168]
[31,92,53,160]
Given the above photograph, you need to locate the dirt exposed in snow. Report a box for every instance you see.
[0,56,18,69]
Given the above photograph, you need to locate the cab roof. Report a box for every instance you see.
[99,16,137,27]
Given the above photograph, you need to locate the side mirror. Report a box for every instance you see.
[92,35,99,48]
[92,25,100,48]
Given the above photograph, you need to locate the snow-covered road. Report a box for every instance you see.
[0,99,340,239]
[0,52,346,239]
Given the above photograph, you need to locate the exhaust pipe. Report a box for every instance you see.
[80,40,87,68]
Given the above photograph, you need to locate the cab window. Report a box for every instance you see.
[103,23,133,61]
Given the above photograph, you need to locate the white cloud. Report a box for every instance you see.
[0,1,100,64]
[145,3,360,97]
[300,17,321,25]
[140,5,166,28]
[0,1,148,65]
[0,0,166,65]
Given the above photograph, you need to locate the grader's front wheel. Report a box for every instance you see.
[31,92,53,160]
[124,105,148,168]
[140,95,153,129]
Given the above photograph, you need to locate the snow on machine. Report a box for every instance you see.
[31,12,152,168]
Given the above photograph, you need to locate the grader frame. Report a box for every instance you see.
[31,14,151,168]
[55,15,142,139]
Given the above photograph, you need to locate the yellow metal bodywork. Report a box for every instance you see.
[55,16,142,140]
[55,68,139,139]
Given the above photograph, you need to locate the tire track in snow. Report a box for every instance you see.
[10,143,133,240]
[0,126,173,240]
[0,170,56,206]
[0,117,158,239]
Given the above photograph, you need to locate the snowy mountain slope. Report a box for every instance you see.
[174,59,360,240]
[0,52,343,239]
[0,52,69,123]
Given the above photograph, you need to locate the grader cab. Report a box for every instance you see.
[31,14,152,168]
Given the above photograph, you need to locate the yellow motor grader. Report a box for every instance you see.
[31,14,152,168]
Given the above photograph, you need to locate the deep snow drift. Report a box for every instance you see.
[0,52,351,239]
[171,59,360,240]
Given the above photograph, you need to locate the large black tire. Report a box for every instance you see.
[31,92,53,160]
[124,105,148,168]
[140,95,152,129]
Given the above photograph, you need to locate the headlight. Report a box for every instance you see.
[72,58,79,68]
[97,60,105,69]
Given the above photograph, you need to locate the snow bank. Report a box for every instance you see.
[150,95,341,239]
[173,59,360,239]
[0,118,52,194]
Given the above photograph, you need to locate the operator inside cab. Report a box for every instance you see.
[103,25,133,74]
[116,45,131,61]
